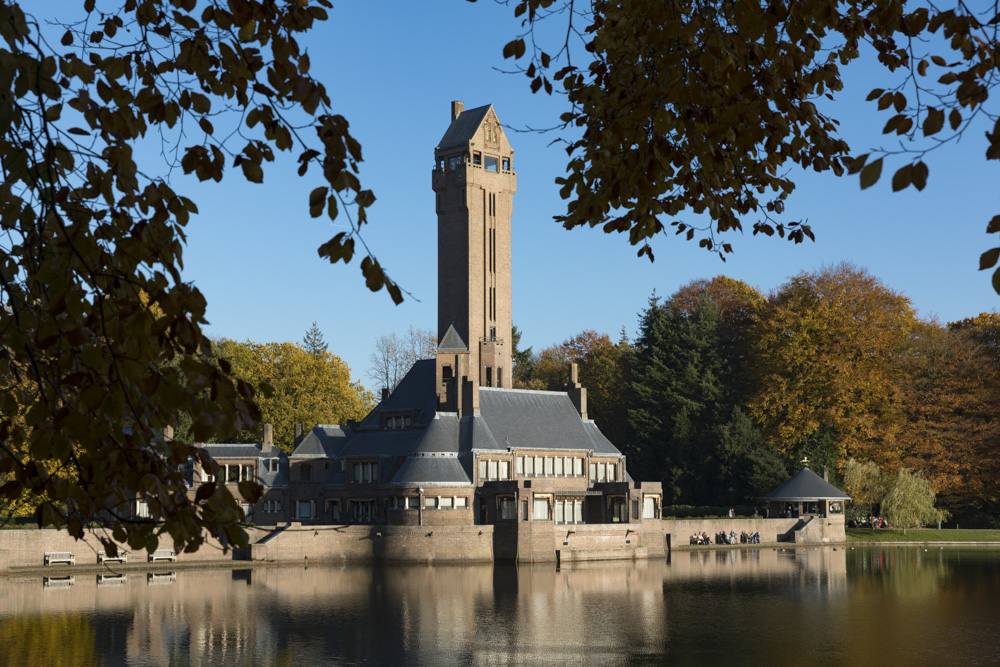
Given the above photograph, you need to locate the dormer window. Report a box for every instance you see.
[383,411,412,430]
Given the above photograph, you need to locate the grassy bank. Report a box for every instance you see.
[846,528,1000,543]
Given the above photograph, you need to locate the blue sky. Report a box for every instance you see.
[165,1,1000,390]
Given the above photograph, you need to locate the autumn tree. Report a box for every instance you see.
[215,339,374,450]
[366,326,436,393]
[899,320,1000,516]
[0,0,401,555]
[749,264,916,467]
[491,0,1000,294]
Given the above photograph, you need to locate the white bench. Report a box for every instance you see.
[97,550,128,564]
[148,548,177,562]
[43,551,75,566]
[43,576,75,589]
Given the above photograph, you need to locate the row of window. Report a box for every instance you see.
[205,463,255,484]
[479,456,621,481]
[518,455,587,478]
[261,500,283,514]
[352,462,378,483]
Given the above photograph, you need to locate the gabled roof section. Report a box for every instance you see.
[388,453,473,486]
[437,104,492,150]
[292,424,351,459]
[438,323,469,353]
[359,359,438,428]
[478,388,622,455]
[198,441,288,488]
[764,467,852,501]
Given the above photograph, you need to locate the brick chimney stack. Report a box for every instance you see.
[294,423,304,448]
[262,423,273,450]
[451,100,464,122]
[565,363,588,420]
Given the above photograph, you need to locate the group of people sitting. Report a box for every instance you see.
[689,530,762,545]
[850,516,891,529]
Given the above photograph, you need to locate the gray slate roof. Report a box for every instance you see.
[389,453,473,486]
[437,104,492,150]
[200,442,289,488]
[438,323,469,353]
[292,424,351,459]
[478,388,620,454]
[764,467,851,501]
[359,359,437,429]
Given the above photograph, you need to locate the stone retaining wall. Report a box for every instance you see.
[250,523,496,564]
[0,528,266,571]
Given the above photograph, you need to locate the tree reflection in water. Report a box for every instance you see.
[0,547,996,665]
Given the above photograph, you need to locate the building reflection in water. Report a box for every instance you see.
[8,546,1000,666]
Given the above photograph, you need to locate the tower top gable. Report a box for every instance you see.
[436,102,512,157]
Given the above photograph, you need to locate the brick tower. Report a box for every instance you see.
[432,101,516,411]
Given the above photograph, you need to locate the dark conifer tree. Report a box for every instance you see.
[303,321,329,356]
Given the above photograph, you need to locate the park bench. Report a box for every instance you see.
[97,550,128,564]
[148,548,177,563]
[43,576,75,589]
[147,571,176,585]
[97,574,127,587]
[43,551,75,566]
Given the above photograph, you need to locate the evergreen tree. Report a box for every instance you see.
[511,324,536,388]
[710,408,789,506]
[627,293,728,504]
[302,321,329,356]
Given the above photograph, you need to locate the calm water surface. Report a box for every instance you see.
[1,546,998,666]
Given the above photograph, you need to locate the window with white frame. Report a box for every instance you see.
[352,461,378,483]
[516,456,524,475]
[574,458,583,477]
[533,495,551,521]
[499,461,509,480]
[643,496,660,519]
[524,457,534,475]
[555,499,584,524]
[555,457,564,475]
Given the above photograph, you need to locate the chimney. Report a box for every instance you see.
[294,423,304,448]
[163,425,174,441]
[565,363,588,420]
[451,100,464,122]
[461,376,480,416]
[381,387,390,402]
[822,466,829,482]
[262,423,273,450]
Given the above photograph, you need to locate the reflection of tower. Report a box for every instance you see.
[432,101,516,411]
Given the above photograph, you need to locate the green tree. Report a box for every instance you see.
[0,0,404,555]
[627,293,727,503]
[492,0,1000,293]
[215,339,374,451]
[882,468,949,532]
[842,458,890,523]
[711,408,789,506]
[302,322,329,356]
[511,324,536,389]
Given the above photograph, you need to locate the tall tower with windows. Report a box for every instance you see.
[432,101,516,411]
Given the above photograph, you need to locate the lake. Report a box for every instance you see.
[1,546,998,665]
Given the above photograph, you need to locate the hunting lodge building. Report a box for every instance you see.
[194,102,664,542]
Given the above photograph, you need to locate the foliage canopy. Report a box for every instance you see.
[0,0,397,554]
[493,0,1000,292]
